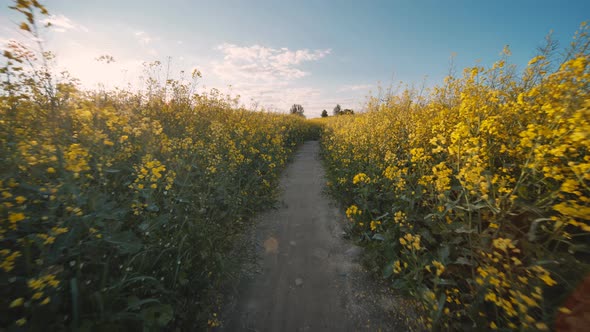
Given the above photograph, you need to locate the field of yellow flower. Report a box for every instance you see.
[0,4,319,330]
[321,25,589,330]
[0,86,316,330]
[0,79,317,329]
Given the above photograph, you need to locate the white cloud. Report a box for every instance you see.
[274,48,331,66]
[338,84,373,92]
[206,43,333,117]
[42,14,88,33]
[134,31,153,45]
[212,43,331,82]
[131,31,162,56]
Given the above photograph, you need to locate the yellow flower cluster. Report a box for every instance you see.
[0,249,22,272]
[28,274,60,290]
[393,260,407,274]
[399,233,422,251]
[321,23,590,330]
[64,143,91,178]
[8,212,26,230]
[24,274,59,306]
[130,155,175,203]
[370,220,381,231]
[476,255,555,330]
[345,204,362,219]
[352,172,370,185]
[425,260,445,277]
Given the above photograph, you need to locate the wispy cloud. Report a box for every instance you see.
[338,84,373,92]
[42,14,88,33]
[132,31,160,56]
[212,43,331,82]
[134,31,154,45]
[206,43,332,117]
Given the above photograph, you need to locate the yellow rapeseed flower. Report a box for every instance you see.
[535,323,548,331]
[370,220,380,231]
[9,298,24,308]
[539,273,557,286]
[345,205,361,218]
[352,173,370,185]
[393,260,402,274]
[8,212,26,223]
[432,260,445,276]
[28,278,44,291]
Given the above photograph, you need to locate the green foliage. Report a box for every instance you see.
[332,104,354,116]
[290,104,305,117]
[333,104,341,116]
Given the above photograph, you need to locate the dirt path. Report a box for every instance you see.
[222,141,405,331]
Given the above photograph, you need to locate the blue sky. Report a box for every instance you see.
[1,1,588,117]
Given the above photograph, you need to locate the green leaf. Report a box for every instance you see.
[70,278,80,328]
[434,293,447,322]
[126,297,160,312]
[436,278,457,286]
[383,263,393,278]
[142,304,173,328]
[569,244,590,254]
[372,233,385,241]
[454,257,472,265]
[106,231,143,255]
[454,226,477,234]
[375,212,389,220]
[419,229,436,243]
[390,278,406,289]
[127,296,141,310]
[439,245,450,261]
[146,204,160,212]
[139,221,150,232]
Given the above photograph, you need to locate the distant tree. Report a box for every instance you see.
[321,110,328,117]
[290,104,305,117]
[341,109,354,115]
[333,104,342,116]
[96,54,116,63]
